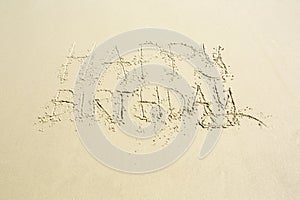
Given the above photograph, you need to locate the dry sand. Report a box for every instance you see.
[0,0,299,199]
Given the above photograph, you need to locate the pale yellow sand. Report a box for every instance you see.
[0,0,299,199]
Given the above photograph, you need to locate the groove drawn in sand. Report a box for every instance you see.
[35,44,268,131]
[34,42,94,132]
[35,29,271,173]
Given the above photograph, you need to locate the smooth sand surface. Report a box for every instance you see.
[0,0,299,199]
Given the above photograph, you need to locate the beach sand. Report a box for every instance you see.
[0,0,299,199]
